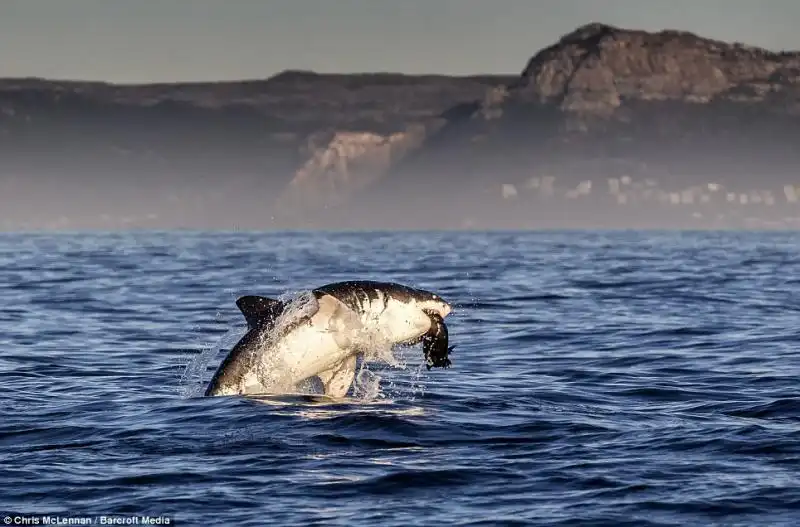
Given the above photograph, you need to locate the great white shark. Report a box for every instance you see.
[204,280,455,397]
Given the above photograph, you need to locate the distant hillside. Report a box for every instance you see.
[0,71,510,229]
[317,23,800,229]
[2,23,800,230]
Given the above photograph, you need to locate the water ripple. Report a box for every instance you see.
[1,231,799,526]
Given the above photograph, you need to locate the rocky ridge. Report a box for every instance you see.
[2,23,800,229]
[326,23,800,229]
[518,22,800,113]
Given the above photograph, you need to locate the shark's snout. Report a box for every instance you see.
[440,300,453,318]
[422,294,452,319]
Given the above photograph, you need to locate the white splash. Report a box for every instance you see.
[250,290,321,393]
[178,324,247,398]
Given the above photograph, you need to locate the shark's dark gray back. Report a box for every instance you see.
[203,327,263,396]
[312,280,436,312]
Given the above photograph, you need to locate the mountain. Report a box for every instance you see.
[312,23,800,229]
[0,72,510,229]
[2,23,800,230]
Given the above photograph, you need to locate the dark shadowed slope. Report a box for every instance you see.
[0,72,511,230]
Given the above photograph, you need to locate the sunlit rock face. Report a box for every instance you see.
[274,128,427,216]
[517,22,800,115]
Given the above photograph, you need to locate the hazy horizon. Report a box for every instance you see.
[2,0,799,83]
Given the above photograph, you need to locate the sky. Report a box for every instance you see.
[1,0,798,83]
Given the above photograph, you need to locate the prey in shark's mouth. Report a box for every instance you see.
[421,311,455,369]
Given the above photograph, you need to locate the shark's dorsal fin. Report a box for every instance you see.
[236,295,284,329]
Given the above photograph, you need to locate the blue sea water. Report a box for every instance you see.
[1,230,799,526]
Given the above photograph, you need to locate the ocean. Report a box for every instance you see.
[1,230,798,526]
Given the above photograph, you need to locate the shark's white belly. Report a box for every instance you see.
[278,322,356,382]
[239,307,361,395]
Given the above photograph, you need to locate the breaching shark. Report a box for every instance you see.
[204,280,455,397]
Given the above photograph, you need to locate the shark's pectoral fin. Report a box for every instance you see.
[422,312,454,370]
[317,355,358,398]
[313,293,364,349]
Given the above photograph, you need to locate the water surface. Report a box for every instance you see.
[2,231,799,526]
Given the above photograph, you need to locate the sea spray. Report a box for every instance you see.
[178,324,247,398]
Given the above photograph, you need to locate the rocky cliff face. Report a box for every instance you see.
[323,23,800,229]
[517,23,799,113]
[276,126,428,217]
